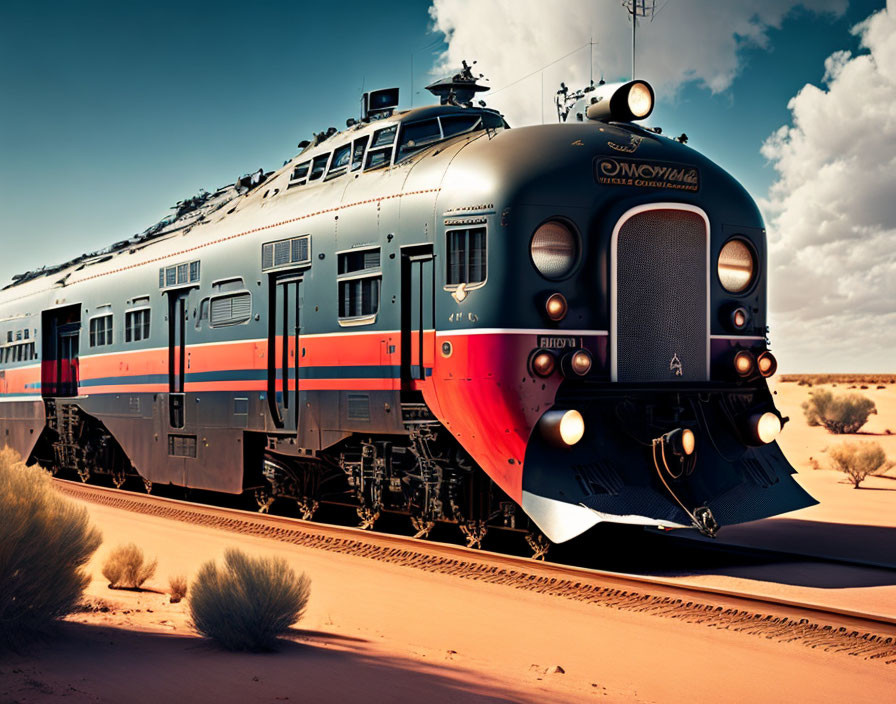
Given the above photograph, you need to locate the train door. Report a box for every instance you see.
[400,245,434,388]
[267,274,302,429]
[41,305,81,397]
[167,290,189,428]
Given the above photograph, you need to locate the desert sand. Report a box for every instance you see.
[2,379,895,703]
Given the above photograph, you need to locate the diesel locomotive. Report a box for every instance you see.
[0,64,815,554]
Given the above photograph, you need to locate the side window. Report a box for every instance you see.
[309,154,330,181]
[288,161,310,189]
[440,114,481,138]
[325,144,351,180]
[364,126,397,170]
[337,248,381,324]
[89,314,113,347]
[397,119,442,161]
[351,136,369,171]
[446,227,487,287]
[125,309,151,343]
[209,292,252,327]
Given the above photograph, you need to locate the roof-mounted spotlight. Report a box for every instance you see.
[585,80,655,122]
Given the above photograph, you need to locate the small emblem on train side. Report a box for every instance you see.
[670,353,683,376]
[608,134,642,153]
[596,157,699,192]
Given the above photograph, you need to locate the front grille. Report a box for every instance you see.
[614,208,707,382]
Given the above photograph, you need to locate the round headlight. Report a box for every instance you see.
[531,350,556,377]
[627,81,653,119]
[718,239,756,293]
[757,351,777,378]
[531,220,577,280]
[751,412,782,444]
[734,350,754,377]
[569,349,592,376]
[545,293,568,321]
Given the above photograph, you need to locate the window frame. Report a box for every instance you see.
[336,245,382,327]
[444,225,488,291]
[364,125,398,171]
[88,313,114,348]
[396,118,444,162]
[351,135,369,172]
[288,160,311,188]
[124,306,152,343]
[325,143,352,181]
[308,153,331,181]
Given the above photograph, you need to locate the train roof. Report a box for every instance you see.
[3,101,506,293]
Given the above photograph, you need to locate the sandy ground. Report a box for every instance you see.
[3,497,895,704]
[3,379,896,703]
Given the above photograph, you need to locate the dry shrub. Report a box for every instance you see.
[101,543,157,589]
[802,389,877,434]
[190,549,310,651]
[828,442,892,488]
[0,447,101,648]
[169,575,188,603]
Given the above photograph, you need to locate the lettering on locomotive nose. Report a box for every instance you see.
[670,353,683,376]
[538,336,580,349]
[596,157,699,192]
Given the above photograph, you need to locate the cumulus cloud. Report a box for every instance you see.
[428,0,845,126]
[761,5,896,372]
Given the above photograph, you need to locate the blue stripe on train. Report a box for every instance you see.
[74,364,429,387]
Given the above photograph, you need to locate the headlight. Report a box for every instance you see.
[585,80,655,122]
[750,411,782,445]
[531,220,578,279]
[544,293,568,321]
[627,81,653,119]
[734,350,754,377]
[531,350,556,377]
[540,409,585,447]
[757,351,777,378]
[718,239,756,293]
[569,349,592,376]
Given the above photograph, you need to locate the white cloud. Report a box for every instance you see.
[761,6,896,372]
[428,0,845,126]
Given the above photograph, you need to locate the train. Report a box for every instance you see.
[0,62,815,556]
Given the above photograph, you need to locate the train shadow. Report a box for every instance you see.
[0,620,536,704]
[554,520,896,590]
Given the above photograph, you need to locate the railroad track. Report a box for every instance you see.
[53,477,896,664]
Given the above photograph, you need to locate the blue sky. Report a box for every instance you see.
[0,1,892,370]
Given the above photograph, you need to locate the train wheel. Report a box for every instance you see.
[142,477,153,494]
[112,470,126,489]
[77,467,90,483]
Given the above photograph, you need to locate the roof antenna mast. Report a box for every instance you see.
[622,0,656,80]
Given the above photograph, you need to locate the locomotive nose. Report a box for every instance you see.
[520,398,815,544]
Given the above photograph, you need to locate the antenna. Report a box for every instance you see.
[622,0,656,79]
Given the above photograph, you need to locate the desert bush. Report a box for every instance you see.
[802,389,877,434]
[190,549,310,651]
[828,442,892,488]
[169,574,188,603]
[0,447,102,648]
[101,543,157,589]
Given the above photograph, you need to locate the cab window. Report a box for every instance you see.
[397,119,442,161]
[309,154,330,181]
[326,144,351,180]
